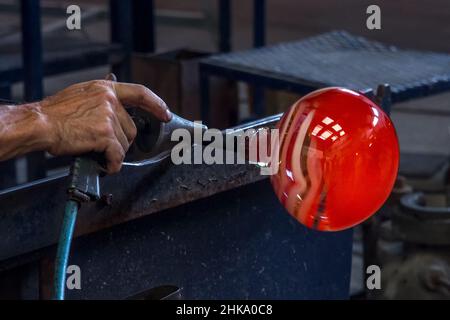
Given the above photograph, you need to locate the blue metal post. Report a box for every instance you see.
[252,0,266,118]
[110,0,133,81]
[0,84,16,189]
[132,0,155,53]
[21,0,43,101]
[253,0,266,48]
[20,0,46,182]
[218,0,231,52]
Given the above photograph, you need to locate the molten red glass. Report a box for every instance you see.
[270,87,399,231]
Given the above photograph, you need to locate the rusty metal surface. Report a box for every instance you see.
[0,115,279,266]
[0,157,266,264]
[63,179,353,299]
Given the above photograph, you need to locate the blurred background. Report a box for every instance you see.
[0,0,449,299]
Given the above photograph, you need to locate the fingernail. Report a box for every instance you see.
[165,109,172,121]
[105,73,117,82]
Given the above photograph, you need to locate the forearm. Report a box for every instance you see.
[0,103,52,161]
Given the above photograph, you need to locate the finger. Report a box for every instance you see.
[103,139,125,174]
[111,114,130,153]
[112,82,172,122]
[112,101,137,143]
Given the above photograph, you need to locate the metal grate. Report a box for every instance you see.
[204,30,450,101]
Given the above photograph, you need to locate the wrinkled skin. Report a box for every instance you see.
[0,80,172,174]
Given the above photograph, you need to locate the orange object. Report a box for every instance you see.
[270,87,399,231]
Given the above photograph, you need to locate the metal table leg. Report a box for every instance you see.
[110,0,133,81]
[132,0,155,53]
[20,0,46,182]
[252,0,266,118]
[253,0,266,48]
[218,0,231,53]
[0,84,16,189]
[361,83,392,298]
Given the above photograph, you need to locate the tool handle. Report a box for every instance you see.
[68,156,102,202]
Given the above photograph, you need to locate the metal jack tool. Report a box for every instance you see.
[53,103,207,300]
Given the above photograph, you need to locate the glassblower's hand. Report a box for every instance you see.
[35,80,171,174]
[40,80,172,174]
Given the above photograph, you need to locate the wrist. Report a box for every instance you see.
[21,102,55,152]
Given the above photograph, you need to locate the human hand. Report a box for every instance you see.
[39,80,172,174]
